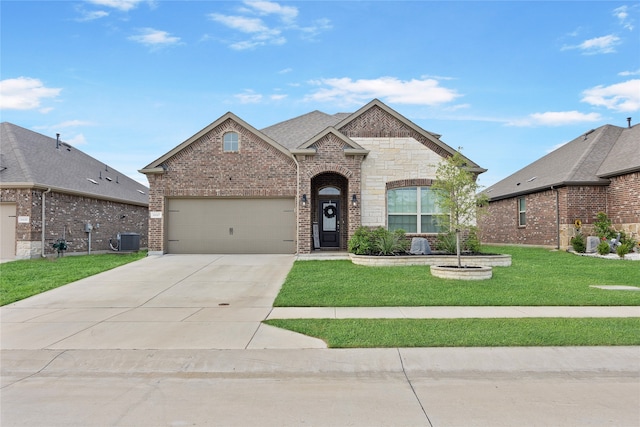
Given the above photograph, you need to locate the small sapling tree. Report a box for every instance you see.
[432,149,488,268]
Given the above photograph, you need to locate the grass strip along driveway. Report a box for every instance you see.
[266,246,640,347]
[0,251,147,306]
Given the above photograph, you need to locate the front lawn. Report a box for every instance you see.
[273,246,640,307]
[0,251,147,305]
[265,318,640,347]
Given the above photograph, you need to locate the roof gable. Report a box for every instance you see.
[0,122,148,206]
[336,99,485,173]
[290,127,369,156]
[140,112,292,173]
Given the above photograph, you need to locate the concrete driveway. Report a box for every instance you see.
[0,254,326,350]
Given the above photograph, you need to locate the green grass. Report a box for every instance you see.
[0,251,147,305]
[273,246,640,307]
[265,318,640,348]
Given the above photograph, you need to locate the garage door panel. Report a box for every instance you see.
[167,199,295,254]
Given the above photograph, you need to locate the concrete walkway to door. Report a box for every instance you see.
[0,254,326,350]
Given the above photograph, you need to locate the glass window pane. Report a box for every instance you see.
[224,133,238,152]
[421,215,447,233]
[388,188,417,213]
[319,187,340,195]
[389,215,417,233]
[421,187,443,214]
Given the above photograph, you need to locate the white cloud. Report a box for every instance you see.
[243,1,298,23]
[129,28,181,48]
[306,77,461,106]
[234,90,263,104]
[508,111,602,127]
[562,34,621,54]
[619,69,640,76]
[76,10,109,21]
[209,2,329,50]
[581,79,640,112]
[86,0,145,12]
[613,5,635,31]
[270,94,287,101]
[0,77,61,110]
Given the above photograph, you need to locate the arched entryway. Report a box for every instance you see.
[311,173,349,250]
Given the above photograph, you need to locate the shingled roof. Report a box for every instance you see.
[260,110,351,150]
[1,122,148,206]
[484,123,640,201]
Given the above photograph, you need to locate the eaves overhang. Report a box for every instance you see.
[0,182,149,207]
[485,180,610,202]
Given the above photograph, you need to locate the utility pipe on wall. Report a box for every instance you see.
[41,188,52,257]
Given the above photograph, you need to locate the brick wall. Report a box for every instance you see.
[296,132,364,253]
[1,188,148,258]
[479,181,640,248]
[147,118,297,253]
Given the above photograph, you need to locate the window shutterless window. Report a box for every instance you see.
[223,132,239,152]
[518,197,526,226]
[388,187,447,233]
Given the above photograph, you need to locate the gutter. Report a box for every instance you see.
[41,188,52,257]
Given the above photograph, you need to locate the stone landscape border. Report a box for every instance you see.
[349,253,512,267]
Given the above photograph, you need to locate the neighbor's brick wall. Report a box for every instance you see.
[479,189,559,247]
[478,184,633,249]
[147,118,297,253]
[0,188,148,258]
[607,172,640,237]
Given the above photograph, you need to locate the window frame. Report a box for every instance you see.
[387,186,447,234]
[518,197,526,227]
[223,132,239,153]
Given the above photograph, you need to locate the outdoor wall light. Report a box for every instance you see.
[301,194,308,207]
[352,194,358,207]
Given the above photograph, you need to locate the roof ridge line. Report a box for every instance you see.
[3,124,35,183]
[565,125,617,181]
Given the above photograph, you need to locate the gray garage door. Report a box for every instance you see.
[167,198,295,254]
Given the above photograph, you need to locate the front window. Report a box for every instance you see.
[388,187,446,233]
[223,132,239,152]
[518,197,526,226]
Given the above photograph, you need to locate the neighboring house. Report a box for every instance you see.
[140,99,485,255]
[0,122,149,260]
[479,122,640,249]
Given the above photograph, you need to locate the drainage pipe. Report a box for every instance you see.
[552,186,560,249]
[41,188,52,257]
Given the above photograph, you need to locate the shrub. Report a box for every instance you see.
[594,212,616,240]
[597,241,611,255]
[436,232,457,253]
[436,229,481,254]
[570,233,586,253]
[348,226,409,256]
[616,243,630,258]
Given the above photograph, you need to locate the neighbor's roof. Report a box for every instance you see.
[484,123,640,201]
[0,122,149,206]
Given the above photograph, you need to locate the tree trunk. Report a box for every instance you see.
[456,229,461,268]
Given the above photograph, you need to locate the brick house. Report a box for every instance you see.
[478,122,640,249]
[139,99,486,255]
[0,123,149,260]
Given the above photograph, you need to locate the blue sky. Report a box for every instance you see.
[2,0,639,187]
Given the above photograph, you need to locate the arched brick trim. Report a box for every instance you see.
[339,105,452,159]
[386,178,435,190]
[306,163,354,179]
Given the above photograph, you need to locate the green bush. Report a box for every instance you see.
[594,212,616,240]
[570,233,586,253]
[616,243,630,258]
[348,226,409,256]
[435,228,482,254]
[597,241,611,255]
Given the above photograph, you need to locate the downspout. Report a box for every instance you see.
[292,155,301,254]
[41,188,52,257]
[552,186,560,249]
